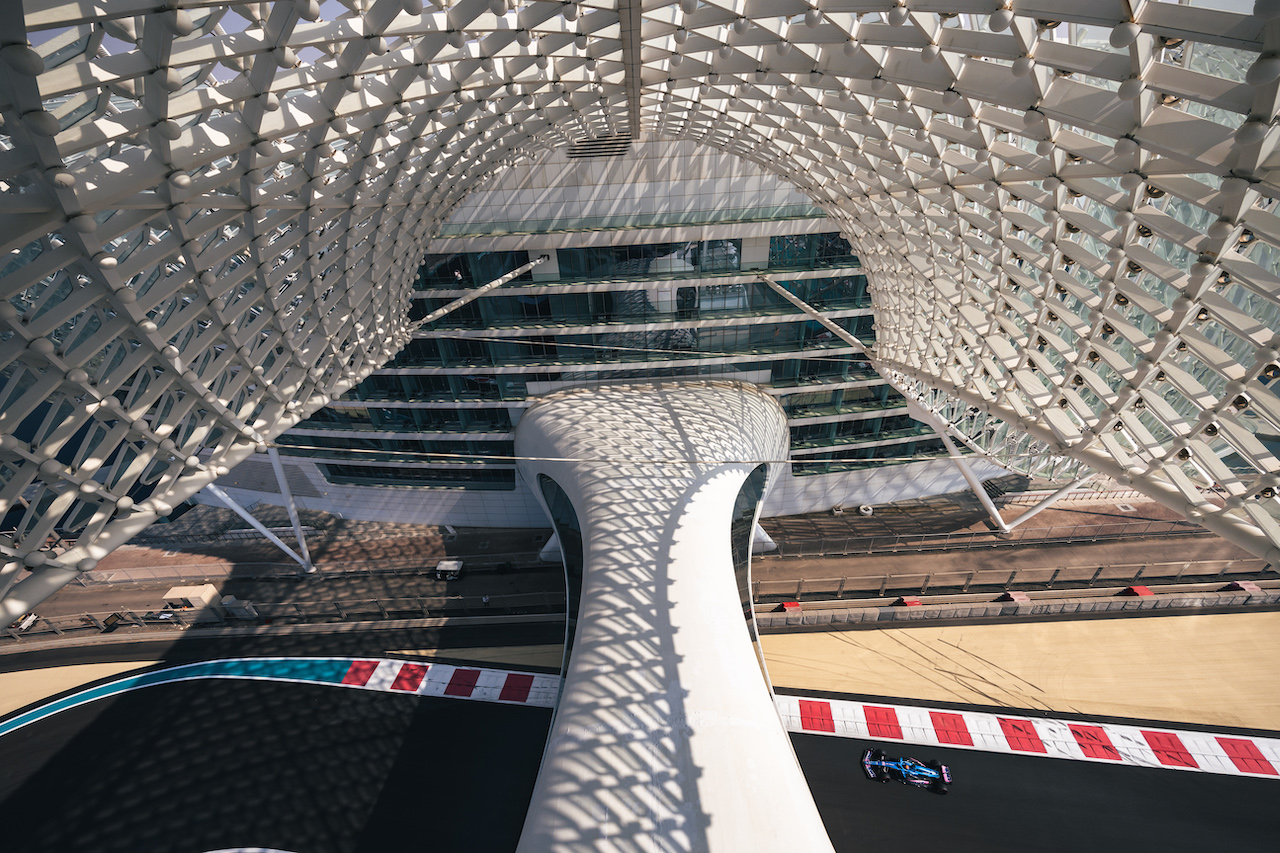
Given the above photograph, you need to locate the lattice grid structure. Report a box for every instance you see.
[3,0,1280,617]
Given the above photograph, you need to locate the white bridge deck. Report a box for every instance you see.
[514,381,834,852]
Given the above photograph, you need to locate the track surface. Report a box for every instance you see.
[0,680,551,853]
[0,621,566,673]
[3,675,1277,852]
[793,734,1279,852]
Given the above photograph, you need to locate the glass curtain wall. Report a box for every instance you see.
[283,232,938,486]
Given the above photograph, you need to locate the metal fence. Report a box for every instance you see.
[130,524,449,548]
[3,590,568,643]
[11,557,1276,643]
[1000,487,1147,505]
[77,561,300,585]
[769,519,1206,558]
[77,552,556,586]
[752,558,1274,602]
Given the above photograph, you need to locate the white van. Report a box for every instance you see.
[434,559,464,581]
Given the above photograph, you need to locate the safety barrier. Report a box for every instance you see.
[752,558,1273,602]
[775,694,1280,779]
[2,590,568,644]
[756,580,1280,628]
[77,551,555,586]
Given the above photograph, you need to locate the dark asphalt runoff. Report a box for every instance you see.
[0,679,552,853]
[0,620,566,675]
[793,734,1280,852]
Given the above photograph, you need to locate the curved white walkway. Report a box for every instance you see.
[515,381,833,852]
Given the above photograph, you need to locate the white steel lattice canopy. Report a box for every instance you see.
[3,0,1280,616]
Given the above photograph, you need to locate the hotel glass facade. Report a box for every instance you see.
[276,230,945,491]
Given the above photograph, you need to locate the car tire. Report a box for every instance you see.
[872,751,891,782]
[927,760,948,790]
[867,749,891,782]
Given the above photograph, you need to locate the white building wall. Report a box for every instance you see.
[762,456,1004,517]
[204,455,548,528]
[204,452,1002,528]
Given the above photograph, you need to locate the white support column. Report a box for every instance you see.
[741,236,771,270]
[267,447,315,573]
[0,560,25,601]
[934,424,1012,534]
[515,381,834,853]
[0,358,383,624]
[529,249,560,281]
[1003,474,1096,531]
[884,362,1280,565]
[204,483,311,573]
[6,0,1280,629]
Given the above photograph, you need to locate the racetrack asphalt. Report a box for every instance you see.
[793,734,1279,852]
[5,606,1278,853]
[3,673,1276,851]
[0,679,552,853]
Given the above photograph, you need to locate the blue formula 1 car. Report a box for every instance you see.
[862,748,952,794]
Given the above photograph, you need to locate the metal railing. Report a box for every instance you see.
[77,552,556,586]
[3,590,568,643]
[767,519,1207,558]
[10,559,1274,644]
[1002,487,1147,504]
[752,558,1274,602]
[251,592,566,622]
[137,525,321,545]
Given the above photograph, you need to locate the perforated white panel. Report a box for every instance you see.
[3,1,1280,617]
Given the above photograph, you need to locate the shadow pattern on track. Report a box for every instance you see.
[0,679,550,853]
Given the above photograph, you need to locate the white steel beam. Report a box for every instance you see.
[1003,475,1098,532]
[6,3,1280,615]
[905,399,1012,535]
[203,483,310,574]
[267,446,314,574]
[410,256,548,332]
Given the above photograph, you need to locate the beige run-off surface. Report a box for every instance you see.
[5,613,1278,731]
[759,612,1280,731]
[0,661,153,718]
